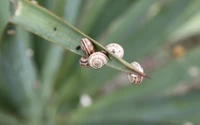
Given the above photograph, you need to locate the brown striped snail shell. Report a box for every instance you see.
[80,38,95,56]
[88,52,109,69]
[128,62,144,84]
[106,43,124,58]
[79,57,90,67]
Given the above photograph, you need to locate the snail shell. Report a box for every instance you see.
[79,57,90,67]
[88,52,109,69]
[106,43,124,58]
[81,38,95,56]
[128,62,144,84]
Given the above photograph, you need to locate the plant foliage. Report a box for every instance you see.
[1,0,200,125]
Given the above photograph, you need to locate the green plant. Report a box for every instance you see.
[1,0,200,125]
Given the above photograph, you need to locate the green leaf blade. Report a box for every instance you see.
[0,24,42,125]
[0,0,11,39]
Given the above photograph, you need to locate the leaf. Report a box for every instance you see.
[0,24,42,124]
[0,110,22,125]
[70,120,179,125]
[169,12,200,42]
[78,0,111,34]
[0,0,11,39]
[100,0,200,62]
[10,0,147,77]
[0,83,19,116]
[78,90,200,125]
[89,0,137,38]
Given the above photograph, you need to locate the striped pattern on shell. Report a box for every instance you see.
[79,57,90,67]
[128,62,144,84]
[80,38,95,56]
[88,52,108,69]
[106,43,124,58]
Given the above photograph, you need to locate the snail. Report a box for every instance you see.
[88,52,109,69]
[79,57,90,67]
[80,38,95,56]
[106,43,124,58]
[128,61,144,84]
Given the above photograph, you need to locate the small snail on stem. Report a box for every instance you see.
[88,52,109,69]
[80,38,95,56]
[79,57,90,67]
[128,61,144,84]
[106,43,124,58]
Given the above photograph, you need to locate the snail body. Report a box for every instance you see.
[88,52,108,69]
[80,38,95,56]
[128,62,144,84]
[106,43,124,58]
[79,57,90,67]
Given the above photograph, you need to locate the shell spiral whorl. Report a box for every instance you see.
[106,43,124,58]
[79,57,90,67]
[81,38,95,56]
[88,52,108,69]
[128,62,144,84]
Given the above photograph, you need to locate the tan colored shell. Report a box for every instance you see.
[88,52,108,69]
[79,57,90,67]
[128,62,144,84]
[106,43,124,58]
[81,38,95,56]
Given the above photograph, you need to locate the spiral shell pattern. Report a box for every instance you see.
[81,38,95,56]
[106,43,124,58]
[79,57,90,67]
[88,52,108,69]
[128,62,144,84]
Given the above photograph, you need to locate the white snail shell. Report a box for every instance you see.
[81,38,95,56]
[128,62,144,84]
[88,52,109,69]
[79,57,90,67]
[106,43,124,58]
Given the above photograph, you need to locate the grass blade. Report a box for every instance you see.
[78,0,111,34]
[0,0,11,39]
[0,24,42,124]
[80,90,200,125]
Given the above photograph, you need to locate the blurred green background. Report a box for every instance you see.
[1,0,200,125]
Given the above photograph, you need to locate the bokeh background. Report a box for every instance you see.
[1,0,200,125]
